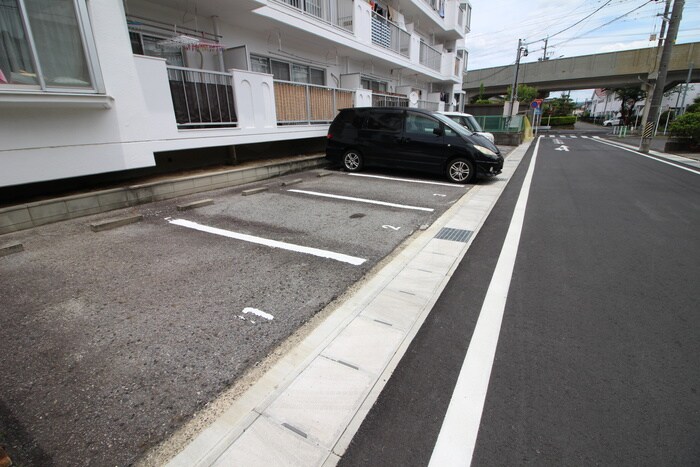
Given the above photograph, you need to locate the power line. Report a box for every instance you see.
[540,0,613,43]
[550,0,656,49]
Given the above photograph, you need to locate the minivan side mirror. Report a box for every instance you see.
[433,126,443,136]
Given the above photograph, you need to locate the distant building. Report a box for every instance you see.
[0,0,471,188]
[585,85,700,122]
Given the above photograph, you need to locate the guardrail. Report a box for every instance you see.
[371,11,410,57]
[273,0,353,32]
[420,41,441,71]
[167,66,237,129]
[274,80,354,124]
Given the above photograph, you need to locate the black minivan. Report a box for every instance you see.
[326,107,503,183]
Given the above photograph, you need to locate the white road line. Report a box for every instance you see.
[591,137,700,175]
[288,189,435,212]
[569,135,577,138]
[428,136,542,467]
[347,172,466,188]
[582,135,590,139]
[167,218,367,266]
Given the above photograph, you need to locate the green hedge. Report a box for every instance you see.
[669,112,700,145]
[541,116,577,126]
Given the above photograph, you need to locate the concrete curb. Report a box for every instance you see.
[90,214,143,232]
[0,155,327,235]
[177,199,215,211]
[0,242,24,257]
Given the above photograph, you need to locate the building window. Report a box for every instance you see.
[250,54,325,85]
[361,77,388,93]
[129,32,185,67]
[0,0,101,91]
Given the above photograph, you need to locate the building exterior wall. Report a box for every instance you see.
[0,0,470,188]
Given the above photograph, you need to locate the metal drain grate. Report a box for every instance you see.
[435,227,473,243]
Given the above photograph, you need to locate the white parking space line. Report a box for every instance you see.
[287,189,435,212]
[347,172,467,188]
[167,218,367,266]
[591,137,700,175]
[428,136,542,467]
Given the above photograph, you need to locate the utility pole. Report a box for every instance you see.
[542,36,549,61]
[639,0,672,131]
[679,63,694,115]
[640,0,684,153]
[508,39,528,118]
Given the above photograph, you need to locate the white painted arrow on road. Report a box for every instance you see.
[554,145,570,152]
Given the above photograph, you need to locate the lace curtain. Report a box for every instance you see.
[0,0,91,87]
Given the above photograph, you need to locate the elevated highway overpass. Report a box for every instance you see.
[463,42,700,97]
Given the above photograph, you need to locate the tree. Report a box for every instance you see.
[605,87,646,125]
[545,95,575,116]
[686,95,700,114]
[505,84,538,104]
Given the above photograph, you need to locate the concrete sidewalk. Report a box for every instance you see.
[150,142,532,467]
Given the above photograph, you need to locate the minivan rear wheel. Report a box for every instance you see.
[447,158,476,183]
[343,149,363,172]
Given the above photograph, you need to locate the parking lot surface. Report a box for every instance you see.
[0,165,479,466]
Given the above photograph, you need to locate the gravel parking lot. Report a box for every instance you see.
[0,164,488,466]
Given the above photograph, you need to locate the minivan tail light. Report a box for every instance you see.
[327,133,333,139]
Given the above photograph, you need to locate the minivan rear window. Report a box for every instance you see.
[366,111,403,132]
[334,109,365,129]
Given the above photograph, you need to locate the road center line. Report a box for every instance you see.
[428,136,542,466]
[167,218,366,266]
[591,137,700,175]
[347,172,467,187]
[287,189,435,212]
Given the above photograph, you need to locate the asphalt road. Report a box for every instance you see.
[0,167,473,466]
[340,133,700,465]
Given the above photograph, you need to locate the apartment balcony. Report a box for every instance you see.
[271,0,354,33]
[153,63,447,136]
[258,0,459,84]
[403,0,470,40]
[164,65,356,130]
[370,11,411,58]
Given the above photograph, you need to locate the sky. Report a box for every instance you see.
[466,0,700,102]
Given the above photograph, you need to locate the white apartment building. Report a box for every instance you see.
[0,0,471,188]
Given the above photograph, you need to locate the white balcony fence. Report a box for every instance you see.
[420,42,442,72]
[273,0,354,32]
[417,100,440,111]
[167,66,237,129]
[372,92,409,107]
[371,11,410,57]
[274,80,355,124]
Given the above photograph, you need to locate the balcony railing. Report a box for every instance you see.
[417,100,440,111]
[371,11,410,57]
[422,0,445,17]
[420,42,441,72]
[167,66,237,129]
[273,0,354,32]
[372,92,409,107]
[274,80,354,125]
